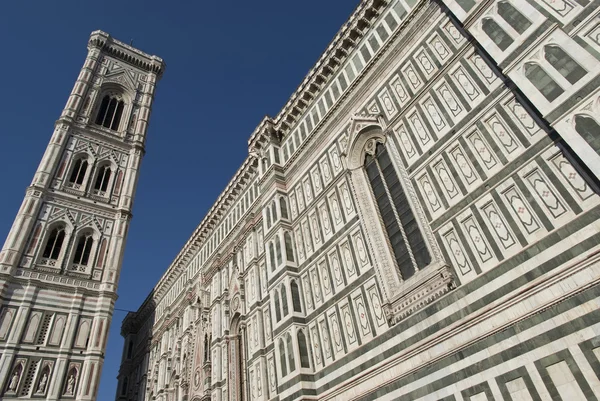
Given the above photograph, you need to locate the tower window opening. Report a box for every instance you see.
[73,233,94,269]
[42,226,66,261]
[69,158,88,186]
[95,95,125,130]
[94,165,112,194]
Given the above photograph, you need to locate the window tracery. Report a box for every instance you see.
[93,164,112,195]
[42,226,66,264]
[71,232,94,272]
[95,94,125,130]
[68,157,89,189]
[364,140,431,280]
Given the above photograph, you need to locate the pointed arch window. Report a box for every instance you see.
[281,285,289,316]
[280,197,288,220]
[284,232,295,262]
[497,1,531,34]
[291,280,302,312]
[482,18,513,51]
[286,333,296,372]
[42,226,66,260]
[94,165,112,193]
[69,158,88,186]
[365,141,430,280]
[274,292,282,322]
[95,95,125,130]
[575,115,600,140]
[269,243,276,272]
[271,201,278,222]
[544,45,587,85]
[275,237,282,265]
[279,339,287,376]
[297,331,310,368]
[524,62,564,102]
[73,233,94,267]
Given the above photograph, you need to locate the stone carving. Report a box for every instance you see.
[65,372,77,395]
[8,368,20,392]
[36,372,48,394]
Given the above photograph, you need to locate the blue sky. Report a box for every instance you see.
[0,0,359,399]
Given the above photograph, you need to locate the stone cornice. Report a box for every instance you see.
[270,0,388,134]
[88,30,165,78]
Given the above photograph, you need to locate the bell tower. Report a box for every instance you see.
[0,31,164,400]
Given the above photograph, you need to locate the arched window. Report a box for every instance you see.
[269,242,276,272]
[279,339,287,376]
[297,331,310,368]
[524,62,563,102]
[291,280,302,312]
[42,226,66,260]
[280,197,288,219]
[286,333,296,372]
[544,45,587,85]
[284,232,295,262]
[69,158,88,186]
[482,18,513,51]
[281,285,289,316]
[365,141,430,280]
[271,201,278,222]
[73,233,94,267]
[497,1,531,34]
[93,165,112,193]
[266,211,271,229]
[95,95,125,130]
[274,292,282,322]
[275,237,282,265]
[575,115,600,141]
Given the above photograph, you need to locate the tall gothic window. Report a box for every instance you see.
[269,243,276,272]
[482,18,513,51]
[365,141,430,280]
[297,331,310,368]
[291,280,302,312]
[525,62,564,101]
[284,232,295,262]
[69,158,88,186]
[42,226,66,260]
[544,45,587,85]
[95,95,125,130]
[281,285,289,316]
[498,1,531,33]
[94,165,112,193]
[274,292,282,322]
[279,340,287,376]
[280,197,288,220]
[275,238,282,265]
[271,201,278,222]
[286,333,296,372]
[73,233,94,266]
[575,115,600,139]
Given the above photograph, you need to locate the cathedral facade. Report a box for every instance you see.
[117,0,600,400]
[0,32,164,399]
